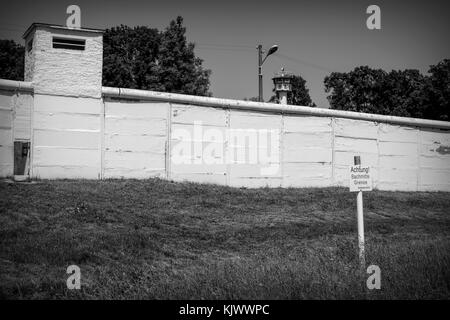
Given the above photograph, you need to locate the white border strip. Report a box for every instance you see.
[102,86,450,130]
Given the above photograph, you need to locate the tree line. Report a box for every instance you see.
[324,62,449,121]
[0,16,448,121]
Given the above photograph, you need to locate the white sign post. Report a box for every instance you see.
[349,156,372,270]
[349,165,372,193]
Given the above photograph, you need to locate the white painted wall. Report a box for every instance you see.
[228,110,282,188]
[1,81,449,191]
[0,81,33,177]
[103,87,450,191]
[419,128,450,191]
[31,94,101,179]
[24,25,103,98]
[170,103,229,185]
[283,115,333,188]
[103,99,167,179]
[0,90,14,177]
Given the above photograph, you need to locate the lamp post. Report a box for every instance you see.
[258,44,278,102]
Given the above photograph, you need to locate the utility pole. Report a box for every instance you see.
[258,45,263,102]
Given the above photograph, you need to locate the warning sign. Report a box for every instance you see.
[349,165,372,192]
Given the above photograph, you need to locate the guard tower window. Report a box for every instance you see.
[52,37,85,50]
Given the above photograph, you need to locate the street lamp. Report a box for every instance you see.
[258,44,278,102]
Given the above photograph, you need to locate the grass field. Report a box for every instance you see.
[0,178,449,299]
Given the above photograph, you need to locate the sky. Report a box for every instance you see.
[1,0,449,107]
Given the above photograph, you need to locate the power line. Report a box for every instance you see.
[195,45,338,74]
[273,53,337,73]
[0,22,27,28]
[0,26,24,32]
[195,43,255,53]
[0,24,339,75]
[195,46,254,53]
[195,42,254,49]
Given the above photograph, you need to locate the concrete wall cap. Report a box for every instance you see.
[102,86,450,130]
[0,79,34,92]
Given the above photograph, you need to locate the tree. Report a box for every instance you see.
[102,17,211,96]
[269,74,315,106]
[103,25,160,90]
[0,39,24,81]
[157,16,211,96]
[324,66,387,113]
[425,59,450,121]
[381,69,428,118]
[324,62,450,121]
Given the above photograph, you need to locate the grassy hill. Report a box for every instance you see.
[0,178,449,299]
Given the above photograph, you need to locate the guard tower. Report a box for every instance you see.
[22,23,104,98]
[272,68,293,105]
[21,23,104,180]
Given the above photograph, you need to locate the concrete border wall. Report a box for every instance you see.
[1,79,449,191]
[103,87,450,191]
[0,80,33,177]
[103,98,168,179]
[32,94,102,179]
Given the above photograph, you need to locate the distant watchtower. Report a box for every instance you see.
[22,23,104,98]
[272,68,293,105]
